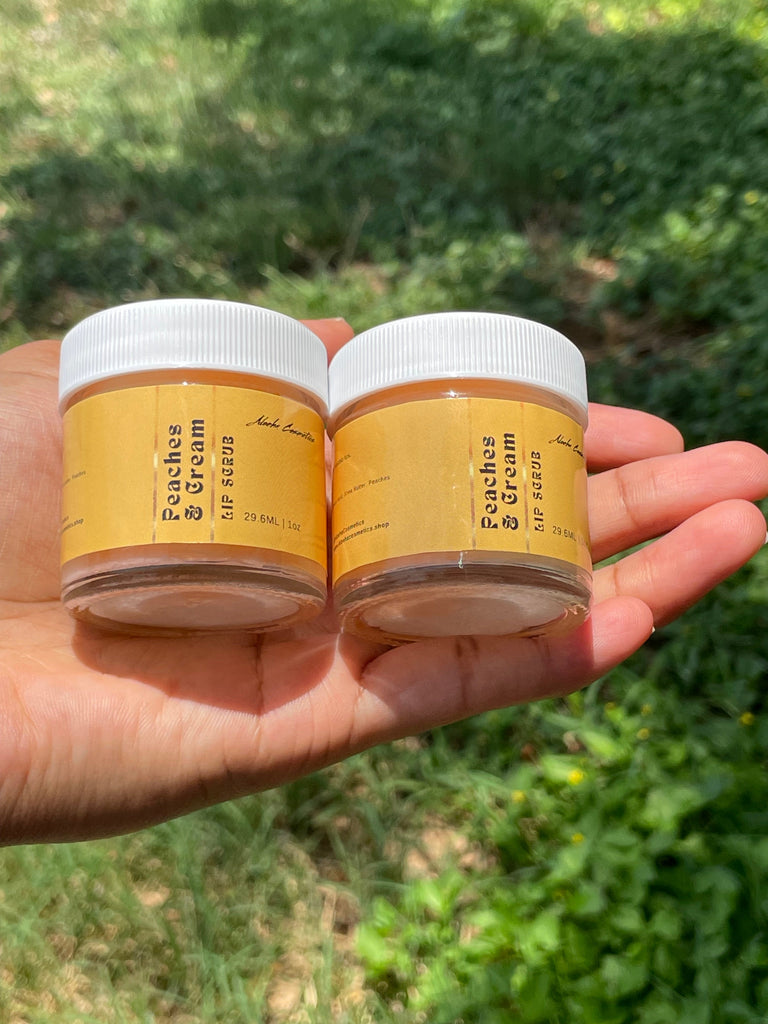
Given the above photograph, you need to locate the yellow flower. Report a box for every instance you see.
[637,727,651,741]
[641,704,653,716]
[568,769,586,786]
[571,832,585,844]
[512,790,526,804]
[744,190,760,206]
[740,712,755,726]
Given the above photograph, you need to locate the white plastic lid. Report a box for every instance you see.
[329,312,588,417]
[59,299,328,409]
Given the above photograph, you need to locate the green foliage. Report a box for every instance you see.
[0,762,404,1022]
[356,562,768,1020]
[254,231,564,332]
[349,546,768,1021]
[4,0,768,364]
[602,186,768,328]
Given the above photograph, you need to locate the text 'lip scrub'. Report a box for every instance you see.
[59,298,328,634]
[328,312,592,644]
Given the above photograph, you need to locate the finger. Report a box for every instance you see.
[586,403,684,471]
[0,338,61,378]
[594,498,767,626]
[0,341,63,602]
[346,596,653,742]
[589,441,768,563]
[300,318,355,361]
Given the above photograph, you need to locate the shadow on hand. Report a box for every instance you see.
[70,619,348,716]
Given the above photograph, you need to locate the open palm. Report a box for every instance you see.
[2,322,767,845]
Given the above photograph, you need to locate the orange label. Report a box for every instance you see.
[331,397,590,582]
[62,384,326,568]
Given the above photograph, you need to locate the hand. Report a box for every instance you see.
[1,323,767,844]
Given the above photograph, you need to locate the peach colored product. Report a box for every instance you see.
[328,312,591,644]
[59,299,328,634]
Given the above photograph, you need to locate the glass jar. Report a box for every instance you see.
[59,299,328,634]
[328,312,591,644]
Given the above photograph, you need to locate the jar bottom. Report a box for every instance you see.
[335,562,591,644]
[62,563,326,635]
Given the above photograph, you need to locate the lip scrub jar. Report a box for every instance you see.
[59,299,328,634]
[328,312,592,644]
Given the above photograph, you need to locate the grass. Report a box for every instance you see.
[2,0,768,1020]
[1,772,376,1022]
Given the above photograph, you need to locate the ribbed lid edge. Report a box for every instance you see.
[59,299,328,408]
[328,312,587,416]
